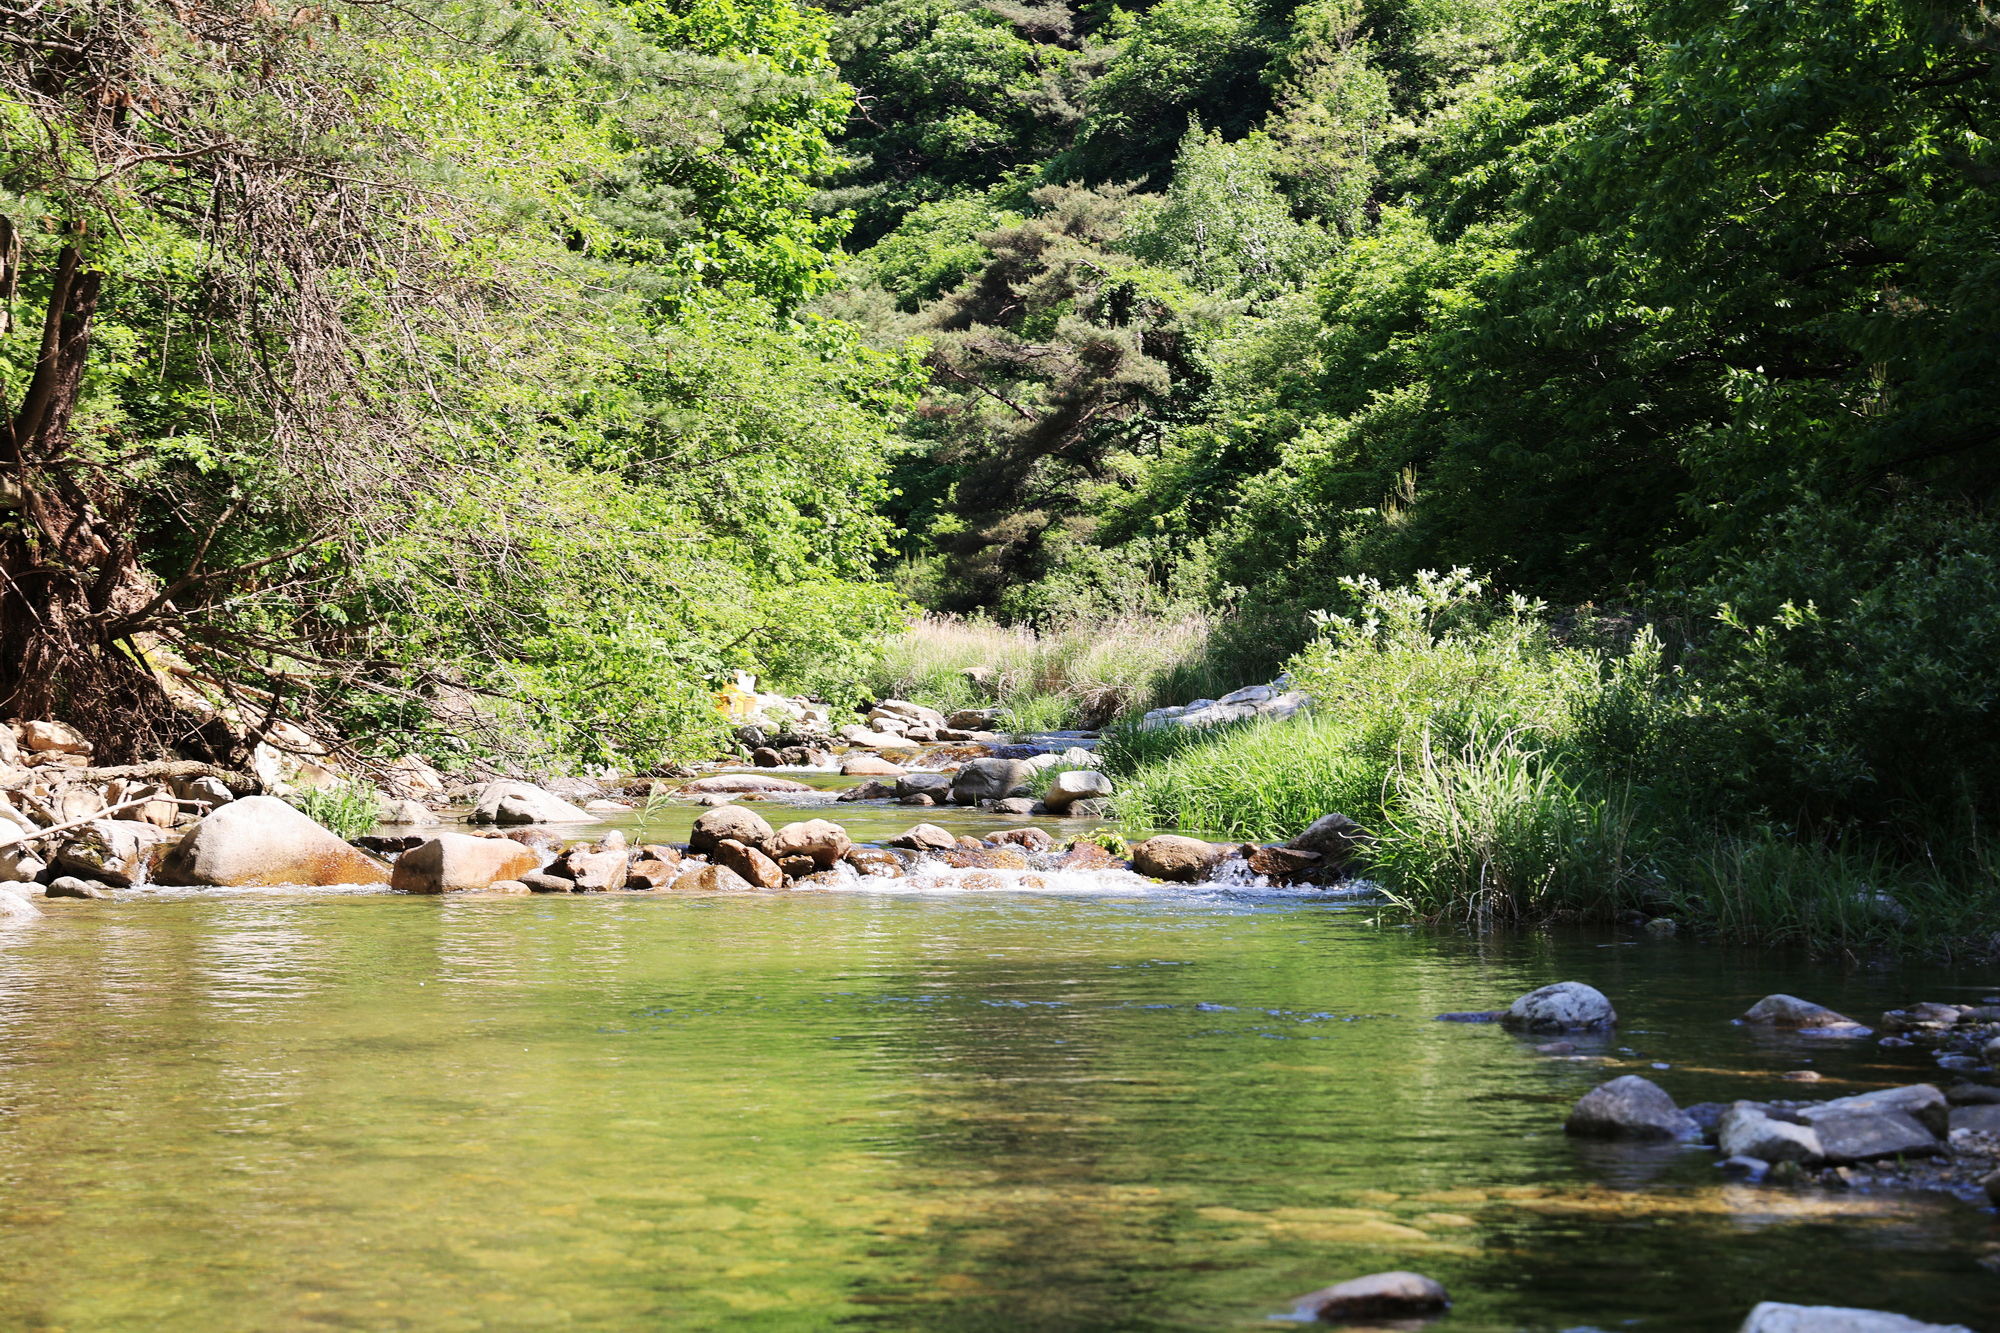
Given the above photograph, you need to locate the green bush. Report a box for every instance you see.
[1110,712,1387,842]
[287,781,384,841]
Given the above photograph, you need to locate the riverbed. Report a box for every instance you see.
[2,866,1996,1329]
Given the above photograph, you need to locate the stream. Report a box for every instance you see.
[0,767,1994,1329]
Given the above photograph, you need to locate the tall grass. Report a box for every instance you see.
[864,612,1251,730]
[1110,712,1388,842]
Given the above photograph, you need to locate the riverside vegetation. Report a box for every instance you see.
[1,0,1996,953]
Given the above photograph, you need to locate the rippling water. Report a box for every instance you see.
[1,875,1996,1329]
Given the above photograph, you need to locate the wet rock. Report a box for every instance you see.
[1947,1083,2000,1106]
[1040,769,1112,813]
[896,772,953,799]
[1740,994,1865,1031]
[1502,981,1617,1033]
[625,859,677,889]
[751,747,783,768]
[470,781,602,826]
[990,797,1039,815]
[1719,1103,1824,1164]
[1810,1111,1941,1164]
[520,872,572,893]
[390,833,541,893]
[1738,1302,1972,1333]
[45,876,111,899]
[888,824,956,852]
[1950,1103,2000,1133]
[481,880,532,895]
[1565,1075,1701,1141]
[689,806,775,855]
[1536,1040,1576,1055]
[988,828,1054,853]
[1799,1085,1948,1138]
[671,862,756,893]
[1435,1010,1507,1023]
[638,843,682,867]
[0,886,39,917]
[951,758,1036,805]
[776,854,817,878]
[506,828,562,851]
[381,799,438,826]
[1058,840,1123,872]
[681,774,813,794]
[841,754,904,777]
[837,780,898,803]
[1684,1103,1729,1141]
[844,848,907,878]
[55,819,170,887]
[771,819,851,869]
[1291,1271,1450,1322]
[1284,812,1371,869]
[900,794,935,807]
[1244,844,1322,879]
[1131,835,1225,882]
[1781,1070,1824,1083]
[1645,917,1678,936]
[941,846,1030,871]
[21,720,91,754]
[711,838,784,889]
[542,846,628,892]
[160,797,391,887]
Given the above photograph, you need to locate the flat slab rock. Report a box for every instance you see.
[1739,1302,1972,1333]
[681,775,814,794]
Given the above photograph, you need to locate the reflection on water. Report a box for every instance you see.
[0,892,1994,1331]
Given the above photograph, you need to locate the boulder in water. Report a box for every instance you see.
[54,819,171,887]
[1285,812,1372,868]
[1738,1303,1972,1333]
[1043,769,1112,812]
[389,832,544,893]
[951,758,1035,805]
[711,839,784,888]
[1131,835,1224,882]
[841,754,904,777]
[1739,994,1865,1031]
[46,876,112,899]
[470,781,602,826]
[888,824,955,852]
[690,805,775,855]
[1502,981,1617,1033]
[1291,1271,1450,1321]
[160,796,391,886]
[681,774,813,794]
[1718,1104,1824,1164]
[671,862,756,893]
[1564,1075,1700,1141]
[770,819,850,869]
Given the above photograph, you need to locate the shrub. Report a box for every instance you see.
[287,781,383,840]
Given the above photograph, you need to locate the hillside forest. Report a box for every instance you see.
[2,0,1997,942]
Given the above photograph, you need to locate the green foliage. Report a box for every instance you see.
[288,782,386,842]
[1122,126,1334,297]
[1111,711,1387,841]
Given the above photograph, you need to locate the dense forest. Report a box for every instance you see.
[3,0,1997,938]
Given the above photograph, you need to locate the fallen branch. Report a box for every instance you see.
[0,760,258,795]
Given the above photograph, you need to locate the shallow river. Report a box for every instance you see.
[1,793,1996,1329]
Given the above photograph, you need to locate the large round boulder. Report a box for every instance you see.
[671,862,756,893]
[888,823,956,852]
[159,796,391,887]
[390,833,541,894]
[689,805,775,855]
[469,781,601,826]
[1131,835,1225,882]
[951,758,1036,806]
[1565,1075,1700,1141]
[771,819,851,870]
[1043,769,1113,813]
[1285,812,1372,868]
[1739,994,1863,1030]
[1501,981,1617,1033]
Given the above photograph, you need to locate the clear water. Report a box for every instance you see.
[2,877,1996,1330]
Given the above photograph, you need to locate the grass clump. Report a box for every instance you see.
[288,780,383,840]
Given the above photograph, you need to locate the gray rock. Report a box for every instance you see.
[1718,1155,1770,1180]
[158,797,391,887]
[1740,994,1865,1031]
[54,819,170,887]
[951,758,1036,805]
[469,780,602,826]
[869,699,948,731]
[519,872,572,893]
[1291,1271,1449,1321]
[1285,812,1371,866]
[887,824,956,852]
[1947,1082,2000,1105]
[0,886,42,917]
[1564,1075,1701,1141]
[1812,1111,1941,1164]
[1503,981,1617,1033]
[1718,1103,1824,1164]
[1949,1103,2000,1133]
[380,798,438,826]
[895,772,952,799]
[1738,1302,1971,1333]
[0,840,46,885]
[1043,769,1113,812]
[181,775,236,808]
[45,876,111,899]
[989,796,1038,815]
[1798,1084,1947,1138]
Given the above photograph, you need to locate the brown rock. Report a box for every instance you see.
[888,824,956,852]
[1292,1272,1449,1322]
[551,847,631,892]
[520,872,572,893]
[844,848,907,878]
[900,793,935,807]
[1740,994,1864,1030]
[836,780,899,803]
[711,838,784,888]
[770,818,852,869]
[671,862,756,892]
[390,833,541,893]
[625,859,677,890]
[637,844,682,868]
[840,754,905,777]
[681,774,812,794]
[1245,844,1323,879]
[505,828,561,851]
[1284,812,1371,868]
[159,797,390,887]
[751,747,783,767]
[484,880,533,895]
[689,805,775,855]
[941,846,1029,870]
[1058,841,1122,871]
[988,827,1054,853]
[21,720,91,755]
[1131,835,1225,882]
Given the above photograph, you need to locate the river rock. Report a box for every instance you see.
[1738,1303,1973,1333]
[870,700,949,731]
[1131,835,1224,882]
[1950,1103,2000,1133]
[1285,812,1371,868]
[1798,1084,1948,1138]
[380,798,438,826]
[1718,1103,1824,1164]
[888,824,955,852]
[1982,1168,2000,1206]
[554,846,631,891]
[681,774,814,795]
[389,833,540,893]
[1291,1271,1450,1321]
[470,781,602,826]
[672,862,756,893]
[751,747,783,768]
[711,839,784,888]
[56,819,174,887]
[159,796,391,886]
[1043,769,1112,812]
[841,754,904,777]
[1740,994,1864,1030]
[0,885,41,917]
[844,847,908,877]
[21,720,91,754]
[625,858,676,889]
[1946,1082,2000,1105]
[990,796,1038,814]
[1059,840,1123,871]
[771,819,851,869]
[947,708,999,729]
[897,772,953,799]
[988,827,1054,853]
[1245,845,1323,879]
[1502,981,1617,1033]
[519,872,571,893]
[1565,1075,1701,1141]
[689,805,775,855]
[952,758,1035,805]
[45,875,111,899]
[1810,1111,1941,1164]
[181,775,236,808]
